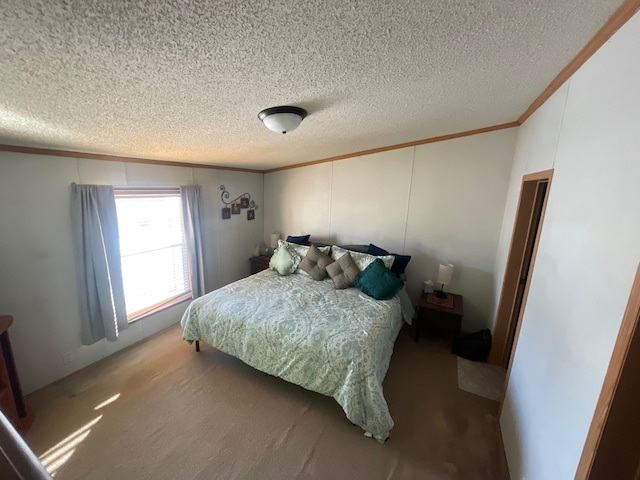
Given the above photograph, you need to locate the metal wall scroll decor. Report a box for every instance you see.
[220,185,258,221]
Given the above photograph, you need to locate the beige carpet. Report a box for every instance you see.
[457,357,507,402]
[24,325,510,480]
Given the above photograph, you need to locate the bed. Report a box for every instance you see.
[181,257,413,443]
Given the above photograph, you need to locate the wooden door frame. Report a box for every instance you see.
[575,263,640,479]
[489,169,554,370]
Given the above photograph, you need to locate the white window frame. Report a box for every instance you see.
[114,187,192,322]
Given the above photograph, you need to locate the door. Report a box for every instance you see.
[576,264,640,479]
[490,169,553,368]
[504,180,547,363]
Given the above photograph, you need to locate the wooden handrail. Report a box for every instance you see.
[0,410,52,480]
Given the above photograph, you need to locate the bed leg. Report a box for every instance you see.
[195,341,200,352]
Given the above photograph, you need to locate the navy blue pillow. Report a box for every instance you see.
[368,243,411,276]
[286,234,311,246]
[367,243,389,256]
[390,254,411,275]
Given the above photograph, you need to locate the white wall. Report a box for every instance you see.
[0,152,264,394]
[263,162,334,242]
[264,128,517,330]
[496,11,640,480]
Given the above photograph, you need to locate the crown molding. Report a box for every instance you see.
[519,0,640,124]
[264,122,520,174]
[0,144,263,174]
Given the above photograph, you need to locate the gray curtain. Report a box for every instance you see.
[180,185,206,298]
[71,183,128,345]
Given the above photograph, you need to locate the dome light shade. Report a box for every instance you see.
[258,106,307,134]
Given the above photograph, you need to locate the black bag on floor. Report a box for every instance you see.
[453,329,492,362]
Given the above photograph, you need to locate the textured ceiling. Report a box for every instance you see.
[0,0,624,170]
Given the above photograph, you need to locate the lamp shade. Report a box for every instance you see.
[258,106,307,134]
[437,263,454,286]
[270,232,281,249]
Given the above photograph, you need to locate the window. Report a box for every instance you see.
[114,188,191,321]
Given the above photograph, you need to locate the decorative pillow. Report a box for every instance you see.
[286,234,311,245]
[367,243,389,256]
[326,252,360,289]
[368,243,412,276]
[331,245,394,271]
[389,254,411,275]
[299,245,334,280]
[355,259,405,300]
[269,244,301,276]
[277,240,330,275]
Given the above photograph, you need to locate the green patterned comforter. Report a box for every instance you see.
[180,269,405,442]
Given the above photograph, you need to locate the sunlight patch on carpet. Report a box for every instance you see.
[39,415,102,476]
[94,393,121,410]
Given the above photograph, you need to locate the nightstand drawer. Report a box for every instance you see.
[249,255,271,274]
[422,311,460,329]
[415,292,464,346]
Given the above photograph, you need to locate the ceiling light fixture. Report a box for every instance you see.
[258,106,307,134]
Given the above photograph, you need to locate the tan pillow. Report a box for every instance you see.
[299,245,335,280]
[326,252,360,289]
[276,239,331,276]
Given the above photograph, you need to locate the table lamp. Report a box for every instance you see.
[270,232,281,254]
[436,263,454,298]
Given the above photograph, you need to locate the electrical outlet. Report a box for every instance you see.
[63,351,74,365]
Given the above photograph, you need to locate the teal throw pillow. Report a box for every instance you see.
[355,259,404,300]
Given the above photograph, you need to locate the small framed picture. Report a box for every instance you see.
[221,207,231,219]
[231,203,241,215]
[247,209,255,221]
[240,197,250,209]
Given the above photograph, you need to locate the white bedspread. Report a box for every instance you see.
[181,269,407,442]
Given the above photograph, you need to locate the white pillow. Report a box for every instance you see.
[330,245,394,271]
[276,240,330,275]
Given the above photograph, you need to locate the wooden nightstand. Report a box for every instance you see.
[249,255,272,274]
[415,292,464,346]
[0,316,35,434]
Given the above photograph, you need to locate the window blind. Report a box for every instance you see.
[114,189,190,320]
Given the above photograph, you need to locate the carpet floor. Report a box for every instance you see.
[457,357,507,402]
[24,324,510,480]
